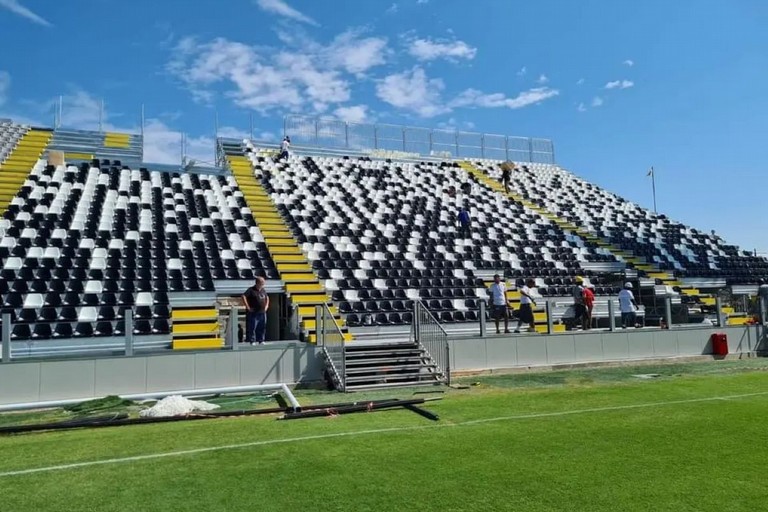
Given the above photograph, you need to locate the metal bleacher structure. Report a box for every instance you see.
[1,115,767,390]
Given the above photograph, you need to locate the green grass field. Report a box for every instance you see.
[1,360,768,511]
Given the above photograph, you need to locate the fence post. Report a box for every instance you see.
[229,306,239,351]
[402,128,406,152]
[374,125,378,149]
[479,301,487,337]
[608,299,616,331]
[345,123,349,149]
[429,131,433,154]
[124,309,134,356]
[413,301,421,343]
[546,301,554,334]
[455,132,459,157]
[664,295,673,329]
[528,138,534,163]
[315,305,323,346]
[504,136,509,161]
[1,312,11,362]
[480,134,485,159]
[715,295,724,327]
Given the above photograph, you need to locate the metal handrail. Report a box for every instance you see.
[318,304,347,391]
[411,300,450,385]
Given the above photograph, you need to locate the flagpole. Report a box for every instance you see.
[651,166,657,213]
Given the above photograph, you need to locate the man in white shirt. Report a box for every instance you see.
[515,278,537,333]
[618,282,638,329]
[488,274,510,334]
[276,136,290,162]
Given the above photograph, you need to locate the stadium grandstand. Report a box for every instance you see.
[0,113,767,391]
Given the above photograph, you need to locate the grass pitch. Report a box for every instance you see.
[1,360,767,511]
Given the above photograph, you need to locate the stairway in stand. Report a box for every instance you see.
[459,161,720,323]
[171,306,222,350]
[225,153,352,343]
[341,342,443,391]
[0,128,53,214]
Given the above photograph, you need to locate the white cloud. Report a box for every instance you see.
[254,0,317,26]
[437,117,475,131]
[407,37,477,62]
[516,67,527,77]
[417,0,429,4]
[333,105,370,124]
[576,78,585,85]
[450,87,559,110]
[605,79,634,90]
[376,67,448,117]
[623,59,634,67]
[577,103,587,112]
[0,0,51,26]
[377,66,559,118]
[325,30,389,75]
[537,74,548,84]
[386,3,398,13]
[591,96,604,107]
[0,71,9,107]
[168,31,389,114]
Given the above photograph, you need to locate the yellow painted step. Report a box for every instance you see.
[722,307,735,315]
[286,283,325,294]
[303,317,346,330]
[274,254,306,263]
[681,289,700,296]
[64,152,94,161]
[533,312,548,322]
[171,308,218,320]
[727,316,751,326]
[307,332,353,344]
[173,338,225,350]
[172,322,220,335]
[281,272,318,283]
[262,230,293,239]
[269,246,303,255]
[290,294,331,304]
[701,297,716,306]
[278,262,313,272]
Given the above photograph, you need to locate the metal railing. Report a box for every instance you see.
[410,300,450,385]
[283,114,555,164]
[317,304,347,391]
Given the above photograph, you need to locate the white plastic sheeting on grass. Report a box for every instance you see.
[139,395,220,418]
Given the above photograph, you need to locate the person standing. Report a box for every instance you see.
[515,278,537,333]
[276,136,290,162]
[618,282,638,329]
[758,279,768,322]
[488,274,510,334]
[501,163,512,193]
[572,276,587,330]
[243,277,270,345]
[583,284,595,330]
[457,206,471,239]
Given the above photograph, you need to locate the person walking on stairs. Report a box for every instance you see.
[489,274,510,334]
[457,206,472,239]
[572,276,587,330]
[243,277,270,345]
[515,278,537,333]
[500,162,512,193]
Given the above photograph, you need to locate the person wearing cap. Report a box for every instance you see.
[618,282,638,329]
[584,284,595,330]
[572,276,587,330]
[488,274,510,334]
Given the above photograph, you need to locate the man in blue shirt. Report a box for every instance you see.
[457,207,471,239]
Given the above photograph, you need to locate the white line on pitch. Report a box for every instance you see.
[1,390,767,478]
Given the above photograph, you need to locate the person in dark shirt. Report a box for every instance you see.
[242,277,270,345]
[457,207,471,239]
[500,162,512,193]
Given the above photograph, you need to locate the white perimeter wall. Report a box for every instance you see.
[0,326,764,407]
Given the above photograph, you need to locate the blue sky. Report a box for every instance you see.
[1,0,767,253]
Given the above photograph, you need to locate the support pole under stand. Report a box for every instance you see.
[229,307,239,351]
[715,295,724,327]
[546,301,554,334]
[664,295,673,329]
[1,312,11,363]
[479,301,487,337]
[124,309,134,356]
[608,299,616,331]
